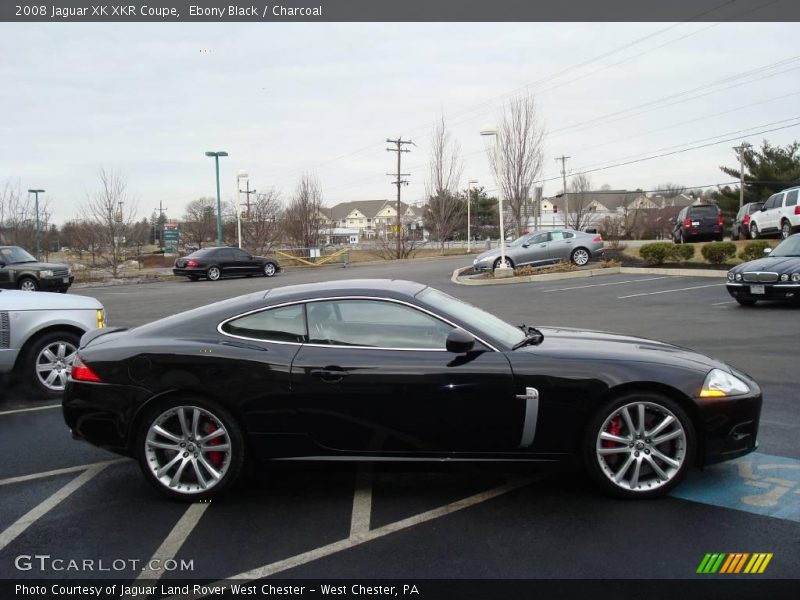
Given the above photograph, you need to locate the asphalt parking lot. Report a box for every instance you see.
[1,257,798,585]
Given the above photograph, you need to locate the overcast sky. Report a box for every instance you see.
[1,21,798,225]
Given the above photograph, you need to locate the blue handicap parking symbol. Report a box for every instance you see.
[671,452,800,523]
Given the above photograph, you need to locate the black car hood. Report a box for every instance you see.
[515,326,729,373]
[729,256,800,274]
[7,261,67,270]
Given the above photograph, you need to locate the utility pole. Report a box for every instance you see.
[386,137,413,259]
[733,142,751,210]
[27,189,45,259]
[555,155,570,228]
[239,180,257,221]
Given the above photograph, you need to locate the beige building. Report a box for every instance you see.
[321,200,424,239]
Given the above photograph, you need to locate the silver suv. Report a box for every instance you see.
[0,290,105,398]
[748,186,800,240]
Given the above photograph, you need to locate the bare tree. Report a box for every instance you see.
[244,189,282,254]
[491,94,546,238]
[655,183,686,198]
[182,197,218,248]
[283,173,323,248]
[372,211,423,260]
[82,169,138,277]
[424,117,465,253]
[565,172,596,230]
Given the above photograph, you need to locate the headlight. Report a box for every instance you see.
[68,267,73,276]
[780,274,789,281]
[700,368,750,398]
[735,273,742,281]
[39,270,53,278]
[96,309,105,329]
[727,272,735,281]
[792,273,800,282]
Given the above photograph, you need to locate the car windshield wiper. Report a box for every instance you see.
[513,324,544,350]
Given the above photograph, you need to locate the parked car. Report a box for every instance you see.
[747,186,800,240]
[672,204,724,243]
[726,233,800,306]
[64,279,760,501]
[173,247,281,281]
[730,201,764,240]
[1,289,105,397]
[0,246,74,292]
[472,229,604,271]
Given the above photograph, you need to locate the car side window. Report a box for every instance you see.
[550,231,566,241]
[764,195,779,210]
[306,299,453,349]
[232,248,250,259]
[220,304,306,343]
[530,233,548,244]
[786,190,798,207]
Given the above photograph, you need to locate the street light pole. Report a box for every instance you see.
[27,189,45,259]
[205,151,228,246]
[480,126,507,271]
[467,179,478,253]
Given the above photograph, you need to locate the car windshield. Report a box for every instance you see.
[769,236,800,257]
[417,287,526,348]
[0,247,37,263]
[506,235,528,247]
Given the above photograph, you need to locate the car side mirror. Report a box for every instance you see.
[763,247,772,255]
[446,328,475,354]
[760,207,766,211]
[521,243,530,248]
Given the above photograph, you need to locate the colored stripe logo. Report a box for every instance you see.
[697,553,773,574]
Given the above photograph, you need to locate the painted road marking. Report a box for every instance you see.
[541,277,670,292]
[618,283,724,299]
[0,403,60,416]
[0,459,127,487]
[137,502,211,581]
[349,466,373,540]
[671,452,800,523]
[0,463,110,552]
[711,300,737,306]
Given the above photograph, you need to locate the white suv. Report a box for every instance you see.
[748,186,800,240]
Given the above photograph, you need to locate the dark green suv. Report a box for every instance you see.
[0,246,73,292]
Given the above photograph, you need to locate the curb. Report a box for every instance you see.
[452,265,728,286]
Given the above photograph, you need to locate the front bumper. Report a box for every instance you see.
[38,275,74,290]
[726,282,800,302]
[697,386,762,466]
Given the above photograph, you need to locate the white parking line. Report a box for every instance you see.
[711,300,737,306]
[618,283,724,299]
[0,404,60,416]
[0,463,110,553]
[542,277,670,292]
[137,503,211,581]
[349,466,373,540]
[0,459,128,487]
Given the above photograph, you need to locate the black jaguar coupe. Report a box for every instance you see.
[63,280,762,501]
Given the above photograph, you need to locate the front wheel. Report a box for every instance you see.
[18,277,39,292]
[262,262,277,277]
[571,247,590,266]
[781,220,792,240]
[750,224,759,240]
[493,257,514,270]
[137,399,245,501]
[584,392,695,499]
[206,266,221,281]
[22,330,80,398]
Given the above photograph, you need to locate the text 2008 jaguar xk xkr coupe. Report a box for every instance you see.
[63,280,761,501]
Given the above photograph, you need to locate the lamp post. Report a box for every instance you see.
[27,189,45,259]
[467,179,478,253]
[205,151,228,246]
[480,126,509,274]
[236,170,248,249]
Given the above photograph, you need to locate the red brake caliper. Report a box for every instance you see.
[204,423,224,467]
[603,416,622,448]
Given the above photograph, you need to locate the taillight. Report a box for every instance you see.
[795,206,800,215]
[743,214,750,225]
[187,260,199,268]
[684,218,692,228]
[71,356,101,383]
[717,215,724,226]
[592,235,603,243]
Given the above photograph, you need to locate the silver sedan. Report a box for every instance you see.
[473,229,605,271]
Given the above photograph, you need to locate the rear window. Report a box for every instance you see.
[188,248,218,258]
[688,205,719,217]
[786,190,798,207]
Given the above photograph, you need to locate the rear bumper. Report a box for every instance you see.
[726,282,800,302]
[172,268,205,277]
[683,226,723,239]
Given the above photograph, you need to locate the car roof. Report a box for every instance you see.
[263,279,428,302]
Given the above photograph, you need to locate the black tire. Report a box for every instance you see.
[206,266,221,281]
[493,257,514,270]
[262,262,277,278]
[583,391,695,499]
[18,276,39,292]
[750,223,759,240]
[736,298,757,307]
[21,330,81,398]
[136,396,246,501]
[781,220,792,240]
[673,232,681,244]
[731,229,739,241]
[570,247,591,266]
[679,231,686,244]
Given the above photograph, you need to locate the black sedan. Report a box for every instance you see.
[63,280,761,501]
[173,246,281,281]
[726,233,800,306]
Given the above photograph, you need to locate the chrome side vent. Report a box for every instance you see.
[0,312,9,349]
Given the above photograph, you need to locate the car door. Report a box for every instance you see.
[516,232,551,266]
[214,249,238,275]
[547,230,575,262]
[230,248,259,274]
[0,250,11,288]
[290,298,519,455]
[758,194,779,232]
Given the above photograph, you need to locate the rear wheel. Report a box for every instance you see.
[571,247,590,266]
[137,398,245,501]
[18,277,38,292]
[22,330,80,398]
[750,223,759,240]
[206,266,221,281]
[584,392,695,499]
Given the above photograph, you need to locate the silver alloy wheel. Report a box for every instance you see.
[595,400,687,493]
[750,224,758,239]
[572,248,590,266]
[263,262,276,277]
[145,405,232,494]
[35,340,78,391]
[20,279,37,291]
[207,266,221,281]
[781,222,791,239]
